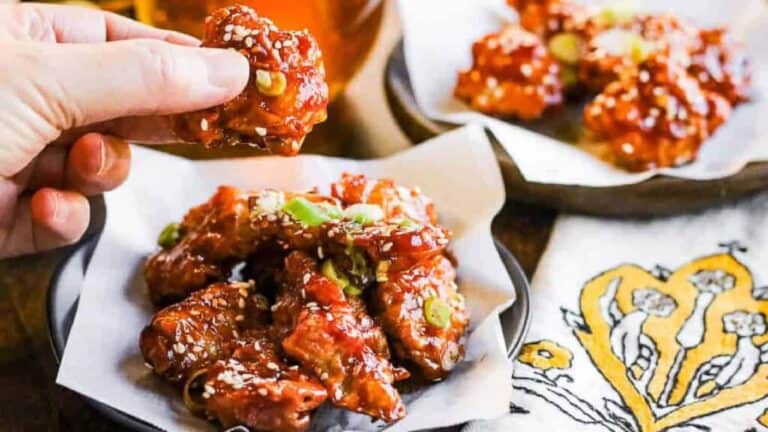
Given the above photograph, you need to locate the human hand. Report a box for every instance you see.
[0,3,249,258]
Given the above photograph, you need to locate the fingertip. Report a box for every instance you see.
[67,133,131,195]
[30,188,90,248]
[202,47,250,98]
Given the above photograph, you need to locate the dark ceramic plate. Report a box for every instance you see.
[48,233,531,432]
[385,41,768,217]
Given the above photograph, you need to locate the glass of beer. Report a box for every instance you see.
[134,0,385,100]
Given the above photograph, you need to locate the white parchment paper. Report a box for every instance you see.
[56,125,516,432]
[399,0,768,186]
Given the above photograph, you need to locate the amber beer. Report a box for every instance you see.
[135,0,384,100]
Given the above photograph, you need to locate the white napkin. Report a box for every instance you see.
[56,125,517,432]
[398,0,768,186]
[467,191,768,432]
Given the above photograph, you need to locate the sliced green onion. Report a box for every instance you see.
[424,297,452,329]
[343,284,362,296]
[316,202,343,220]
[343,204,385,225]
[628,35,652,64]
[349,248,368,276]
[560,66,579,87]
[397,218,422,230]
[376,260,391,283]
[283,198,330,227]
[548,33,583,65]
[596,5,635,27]
[157,222,181,249]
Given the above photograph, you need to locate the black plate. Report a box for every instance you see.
[48,235,531,432]
[385,41,768,217]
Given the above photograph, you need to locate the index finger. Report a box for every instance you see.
[1,3,199,45]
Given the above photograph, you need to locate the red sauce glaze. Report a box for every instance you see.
[173,5,328,154]
[583,54,731,171]
[578,13,699,91]
[331,173,437,225]
[203,331,328,432]
[140,281,253,382]
[508,0,597,39]
[689,27,752,105]
[273,252,407,423]
[141,175,469,428]
[455,24,563,120]
[373,255,469,381]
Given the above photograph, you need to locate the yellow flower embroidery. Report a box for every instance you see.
[518,340,573,371]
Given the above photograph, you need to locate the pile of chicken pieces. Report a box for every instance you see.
[140,173,469,431]
[455,0,751,171]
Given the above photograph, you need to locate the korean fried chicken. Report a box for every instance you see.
[454,24,564,120]
[141,174,469,429]
[140,281,254,383]
[372,255,469,381]
[200,331,328,432]
[273,252,407,422]
[173,5,328,154]
[583,54,731,171]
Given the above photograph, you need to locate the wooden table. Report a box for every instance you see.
[0,2,555,430]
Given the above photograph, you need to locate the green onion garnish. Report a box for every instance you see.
[343,204,385,225]
[424,297,452,329]
[548,33,583,65]
[321,260,360,295]
[283,198,330,227]
[157,222,181,249]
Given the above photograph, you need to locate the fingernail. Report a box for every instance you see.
[203,49,249,91]
[96,136,109,176]
[50,191,67,223]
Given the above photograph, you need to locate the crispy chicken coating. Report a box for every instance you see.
[455,24,563,120]
[508,0,597,39]
[577,14,699,91]
[689,28,752,105]
[373,255,469,382]
[173,5,328,154]
[200,331,328,432]
[583,54,731,171]
[145,184,451,304]
[140,281,254,383]
[331,173,437,226]
[144,186,255,305]
[273,252,407,423]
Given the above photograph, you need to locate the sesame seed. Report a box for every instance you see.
[520,64,533,77]
[621,143,635,154]
[639,70,650,82]
[320,372,329,380]
[200,119,209,131]
[382,242,393,252]
[235,315,245,322]
[173,343,186,354]
[267,362,280,371]
[245,37,254,48]
[223,33,232,42]
[258,388,268,396]
[303,273,311,284]
[255,127,267,137]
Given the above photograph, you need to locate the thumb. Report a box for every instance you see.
[19,39,249,130]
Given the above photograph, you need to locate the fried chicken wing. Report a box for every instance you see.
[577,14,699,91]
[273,252,407,423]
[373,255,469,381]
[146,186,450,303]
[173,5,328,154]
[455,24,563,120]
[140,281,254,383]
[200,331,327,432]
[689,28,752,105]
[144,186,256,305]
[331,173,437,225]
[583,54,731,171]
[508,0,596,39]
